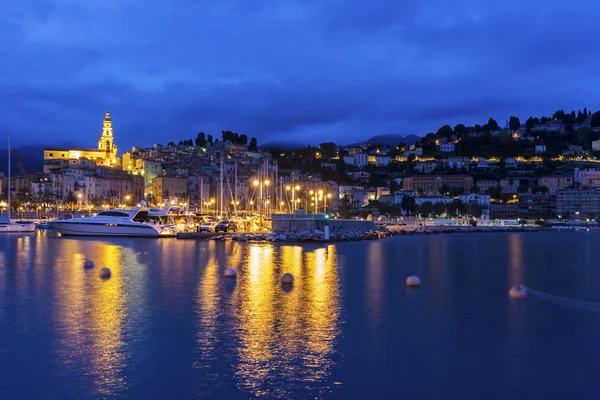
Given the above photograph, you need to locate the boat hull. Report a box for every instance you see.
[49,221,163,237]
[0,223,37,233]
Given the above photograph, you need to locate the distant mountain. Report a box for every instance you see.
[362,134,421,146]
[0,145,45,175]
[259,141,306,150]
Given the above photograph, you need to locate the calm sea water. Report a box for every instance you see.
[1,232,600,399]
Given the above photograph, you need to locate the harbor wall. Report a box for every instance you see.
[271,213,374,232]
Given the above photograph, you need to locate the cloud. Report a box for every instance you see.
[1,0,599,150]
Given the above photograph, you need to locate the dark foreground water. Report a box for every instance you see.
[1,232,600,399]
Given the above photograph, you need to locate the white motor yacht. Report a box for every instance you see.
[49,208,174,237]
[0,216,37,233]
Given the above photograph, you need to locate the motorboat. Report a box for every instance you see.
[49,208,174,237]
[0,216,37,233]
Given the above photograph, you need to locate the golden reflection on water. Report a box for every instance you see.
[232,243,340,398]
[508,233,524,285]
[195,244,220,369]
[505,234,527,385]
[54,240,127,396]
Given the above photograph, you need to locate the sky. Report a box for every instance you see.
[1,0,599,151]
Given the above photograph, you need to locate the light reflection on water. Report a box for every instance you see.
[193,241,341,398]
[5,232,600,399]
[53,240,129,397]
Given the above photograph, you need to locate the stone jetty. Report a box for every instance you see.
[176,224,537,242]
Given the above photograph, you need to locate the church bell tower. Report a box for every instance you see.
[98,110,118,158]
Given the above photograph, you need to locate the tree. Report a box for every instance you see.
[249,137,258,152]
[401,195,415,214]
[509,116,521,132]
[419,201,433,217]
[66,191,77,205]
[433,202,446,217]
[553,110,565,120]
[487,118,500,131]
[474,124,482,133]
[517,185,529,193]
[437,125,453,138]
[439,184,451,196]
[167,141,176,147]
[447,199,464,217]
[487,187,502,199]
[240,134,248,145]
[319,142,338,158]
[591,111,600,128]
[532,185,549,194]
[584,107,589,116]
[207,135,213,145]
[454,124,467,135]
[195,132,206,147]
[468,203,483,218]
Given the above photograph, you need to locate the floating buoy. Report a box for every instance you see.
[224,268,237,278]
[282,273,294,285]
[406,275,421,287]
[509,285,527,299]
[83,260,94,269]
[99,267,112,279]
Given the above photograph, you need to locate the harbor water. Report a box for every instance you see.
[1,232,600,399]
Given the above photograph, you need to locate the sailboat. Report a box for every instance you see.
[0,133,36,233]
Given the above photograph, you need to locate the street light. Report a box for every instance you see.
[253,179,270,228]
[286,184,301,213]
[125,194,131,206]
[325,193,332,213]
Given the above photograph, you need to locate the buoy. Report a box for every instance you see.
[224,268,237,278]
[99,267,112,279]
[282,273,294,285]
[83,260,94,269]
[406,275,421,287]
[509,285,527,299]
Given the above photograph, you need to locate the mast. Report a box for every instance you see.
[220,152,224,219]
[234,161,238,214]
[200,177,204,214]
[7,131,10,219]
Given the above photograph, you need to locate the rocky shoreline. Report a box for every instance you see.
[177,225,538,242]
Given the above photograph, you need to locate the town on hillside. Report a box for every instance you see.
[2,108,600,225]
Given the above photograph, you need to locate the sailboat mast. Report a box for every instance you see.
[7,132,10,219]
[220,152,224,219]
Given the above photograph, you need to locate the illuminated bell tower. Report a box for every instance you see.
[98,110,114,152]
[97,110,118,165]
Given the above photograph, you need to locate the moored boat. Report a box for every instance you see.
[49,208,174,237]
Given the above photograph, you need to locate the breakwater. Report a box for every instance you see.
[177,225,538,242]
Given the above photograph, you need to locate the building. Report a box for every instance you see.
[576,169,600,188]
[538,176,573,194]
[143,160,163,189]
[592,139,600,151]
[354,153,369,168]
[448,157,470,169]
[458,194,491,219]
[352,171,371,183]
[414,161,437,174]
[402,175,473,196]
[518,193,556,219]
[535,144,547,154]
[504,158,517,169]
[490,201,519,219]
[152,176,188,203]
[500,178,519,194]
[476,179,498,194]
[439,143,455,152]
[44,111,120,170]
[556,190,600,219]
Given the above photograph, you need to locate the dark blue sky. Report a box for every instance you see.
[1,0,599,151]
